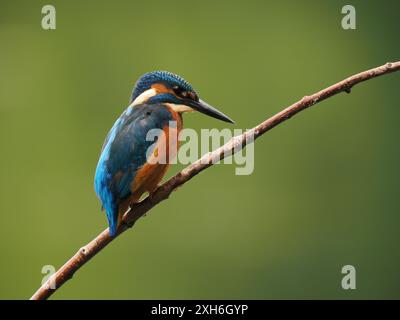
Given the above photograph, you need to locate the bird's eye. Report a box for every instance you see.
[172,85,185,96]
[172,86,197,100]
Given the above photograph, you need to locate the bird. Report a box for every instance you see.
[94,71,234,236]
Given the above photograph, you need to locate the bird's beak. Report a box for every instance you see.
[184,99,235,124]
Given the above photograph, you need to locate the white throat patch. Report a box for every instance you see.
[165,103,194,113]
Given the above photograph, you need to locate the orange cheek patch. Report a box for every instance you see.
[151,83,173,94]
[151,83,181,99]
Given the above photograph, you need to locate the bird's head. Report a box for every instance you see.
[129,71,234,123]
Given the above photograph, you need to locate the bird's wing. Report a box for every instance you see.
[94,104,173,234]
[107,105,174,198]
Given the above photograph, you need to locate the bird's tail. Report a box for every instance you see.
[103,196,119,237]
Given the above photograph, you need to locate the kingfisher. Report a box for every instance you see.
[94,71,234,236]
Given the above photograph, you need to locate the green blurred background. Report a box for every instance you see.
[0,0,399,299]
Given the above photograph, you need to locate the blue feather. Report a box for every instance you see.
[130,71,195,103]
[94,103,174,236]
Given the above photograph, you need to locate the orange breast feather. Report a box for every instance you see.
[126,110,182,207]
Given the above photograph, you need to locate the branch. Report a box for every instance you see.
[30,61,400,300]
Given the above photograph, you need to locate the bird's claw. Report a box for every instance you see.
[122,219,135,229]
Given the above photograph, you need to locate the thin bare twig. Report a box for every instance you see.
[30,61,400,300]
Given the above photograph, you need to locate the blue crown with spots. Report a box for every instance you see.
[130,71,195,103]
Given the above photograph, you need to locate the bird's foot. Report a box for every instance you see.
[148,188,160,201]
[120,206,136,228]
[122,218,136,229]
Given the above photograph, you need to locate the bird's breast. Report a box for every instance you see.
[129,108,183,201]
